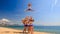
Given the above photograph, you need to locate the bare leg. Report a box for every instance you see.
[31,29,33,34]
[31,26,34,34]
[23,27,26,33]
[28,26,34,34]
[28,27,30,34]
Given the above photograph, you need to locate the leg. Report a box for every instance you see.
[31,26,34,34]
[23,27,26,33]
[28,27,30,33]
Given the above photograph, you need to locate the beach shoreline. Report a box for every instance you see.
[0,27,51,34]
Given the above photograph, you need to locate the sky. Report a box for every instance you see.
[0,0,60,26]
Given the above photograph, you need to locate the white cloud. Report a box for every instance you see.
[0,18,11,23]
[0,18,23,25]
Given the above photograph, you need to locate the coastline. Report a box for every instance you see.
[0,27,51,34]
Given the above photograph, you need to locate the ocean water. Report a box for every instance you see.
[1,26,60,34]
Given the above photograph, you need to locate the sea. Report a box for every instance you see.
[1,26,60,34]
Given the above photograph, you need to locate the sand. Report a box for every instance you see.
[0,27,51,34]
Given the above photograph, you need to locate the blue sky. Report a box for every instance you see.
[0,0,60,26]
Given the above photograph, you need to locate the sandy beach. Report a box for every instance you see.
[0,27,51,34]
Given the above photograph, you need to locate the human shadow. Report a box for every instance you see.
[13,32,28,34]
[3,31,28,34]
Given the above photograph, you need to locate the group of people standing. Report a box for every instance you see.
[22,16,34,34]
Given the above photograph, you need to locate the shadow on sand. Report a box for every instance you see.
[2,31,28,34]
[13,32,28,34]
